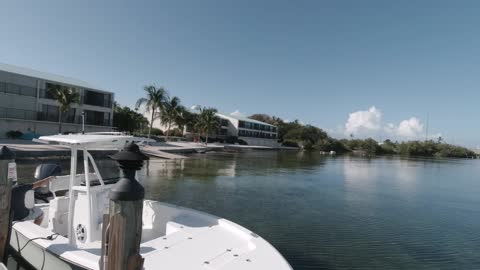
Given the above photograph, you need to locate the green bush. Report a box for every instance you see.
[237,139,248,145]
[169,128,184,137]
[134,128,163,136]
[225,136,238,144]
[282,140,299,148]
[6,130,23,139]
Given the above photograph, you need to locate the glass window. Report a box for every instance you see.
[84,90,110,107]
[0,82,6,93]
[85,110,109,126]
[64,108,77,123]
[20,85,36,97]
[40,104,59,122]
[6,83,20,95]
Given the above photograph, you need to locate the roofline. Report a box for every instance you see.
[0,62,111,93]
[216,113,277,127]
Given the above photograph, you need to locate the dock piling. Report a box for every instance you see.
[0,146,15,263]
[101,143,148,270]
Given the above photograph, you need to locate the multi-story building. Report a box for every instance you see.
[0,63,114,138]
[182,110,279,147]
[216,113,279,147]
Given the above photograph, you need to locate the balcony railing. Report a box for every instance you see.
[0,107,111,126]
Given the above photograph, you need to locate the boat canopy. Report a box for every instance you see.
[36,133,154,149]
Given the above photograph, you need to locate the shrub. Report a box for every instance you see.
[237,139,248,145]
[134,128,164,136]
[282,140,299,148]
[169,128,184,137]
[6,130,23,139]
[225,136,238,144]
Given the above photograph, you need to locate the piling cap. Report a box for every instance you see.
[109,142,146,201]
[0,146,15,160]
[110,142,148,161]
[109,177,145,201]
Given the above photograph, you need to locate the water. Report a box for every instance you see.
[11,151,480,269]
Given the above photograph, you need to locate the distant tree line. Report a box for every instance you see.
[249,113,476,159]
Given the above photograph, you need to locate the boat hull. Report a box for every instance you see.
[9,200,292,270]
[10,228,86,270]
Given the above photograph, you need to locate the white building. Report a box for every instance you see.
[215,113,279,147]
[181,110,279,147]
[0,63,114,138]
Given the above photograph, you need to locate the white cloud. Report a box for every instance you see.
[344,106,382,136]
[397,117,424,137]
[342,106,434,141]
[230,110,246,117]
[385,117,424,138]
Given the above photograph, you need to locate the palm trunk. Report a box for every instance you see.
[205,132,209,146]
[148,109,155,139]
[165,122,171,141]
[58,112,62,134]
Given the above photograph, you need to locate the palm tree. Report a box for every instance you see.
[160,96,183,140]
[48,85,80,134]
[194,107,219,145]
[135,85,168,139]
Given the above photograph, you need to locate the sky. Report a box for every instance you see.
[1,1,479,147]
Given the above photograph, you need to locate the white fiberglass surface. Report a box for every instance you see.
[14,200,291,269]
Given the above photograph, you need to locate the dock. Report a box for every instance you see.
[141,146,188,160]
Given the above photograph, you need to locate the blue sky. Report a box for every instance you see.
[1,1,479,146]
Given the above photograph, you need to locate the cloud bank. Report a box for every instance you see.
[344,106,432,140]
[345,106,382,136]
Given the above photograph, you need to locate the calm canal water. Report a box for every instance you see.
[10,151,480,269]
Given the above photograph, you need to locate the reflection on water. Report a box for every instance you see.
[13,152,480,270]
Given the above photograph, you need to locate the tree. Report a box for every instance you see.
[194,107,219,145]
[113,102,148,132]
[160,96,183,140]
[135,85,168,139]
[48,84,80,133]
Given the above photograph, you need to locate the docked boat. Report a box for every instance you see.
[9,134,292,270]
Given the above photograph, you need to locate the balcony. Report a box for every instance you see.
[0,107,111,126]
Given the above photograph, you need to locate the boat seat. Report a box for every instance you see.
[49,176,71,197]
[48,197,69,236]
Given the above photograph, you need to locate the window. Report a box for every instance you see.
[0,82,6,93]
[39,88,56,99]
[85,110,110,126]
[6,83,20,95]
[84,90,112,108]
[221,119,229,127]
[64,108,77,123]
[20,85,36,97]
[40,105,59,122]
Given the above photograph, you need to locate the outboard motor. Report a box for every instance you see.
[34,163,62,202]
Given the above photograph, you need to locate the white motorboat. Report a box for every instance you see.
[9,134,292,270]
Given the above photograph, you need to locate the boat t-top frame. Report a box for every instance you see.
[35,133,153,245]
